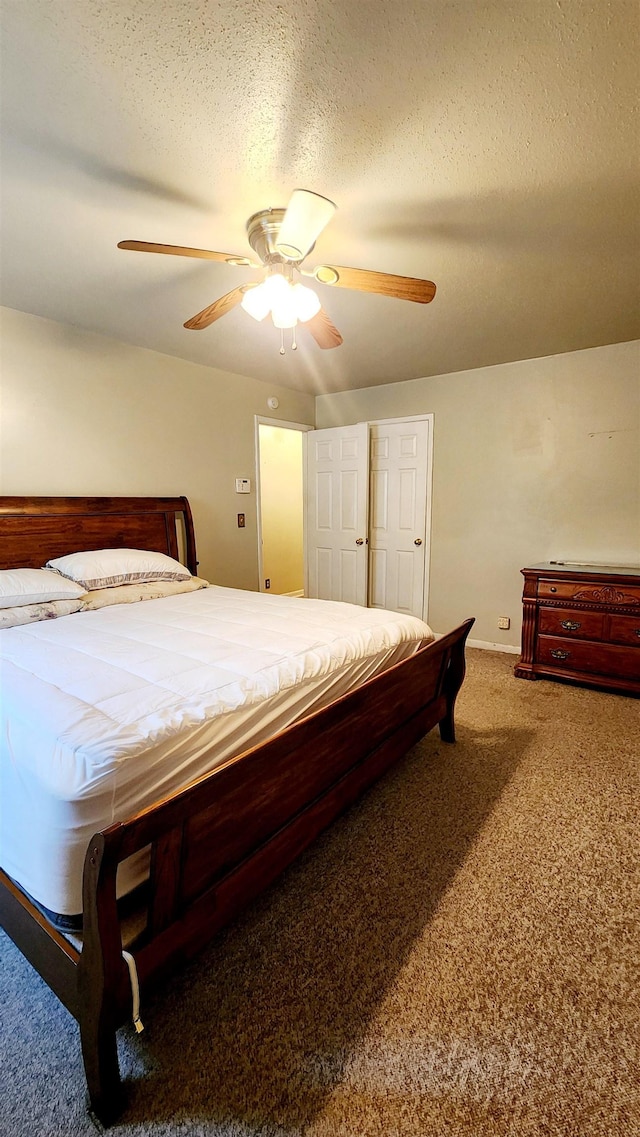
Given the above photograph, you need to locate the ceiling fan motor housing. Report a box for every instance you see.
[246,208,312,266]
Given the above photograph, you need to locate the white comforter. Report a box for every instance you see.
[0,586,433,914]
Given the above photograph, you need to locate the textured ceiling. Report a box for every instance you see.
[1,0,638,394]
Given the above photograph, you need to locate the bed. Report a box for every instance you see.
[0,495,474,1125]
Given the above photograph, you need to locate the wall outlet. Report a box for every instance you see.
[265,579,271,590]
[498,616,510,630]
[237,513,245,528]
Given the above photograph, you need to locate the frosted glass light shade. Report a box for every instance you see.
[271,289,299,328]
[275,189,336,260]
[292,282,321,322]
[262,274,289,305]
[241,273,290,321]
[241,283,271,321]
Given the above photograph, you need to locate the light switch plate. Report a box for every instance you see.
[235,478,251,493]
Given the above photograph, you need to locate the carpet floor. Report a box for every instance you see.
[1,649,638,1137]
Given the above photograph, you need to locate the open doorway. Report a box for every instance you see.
[255,418,311,595]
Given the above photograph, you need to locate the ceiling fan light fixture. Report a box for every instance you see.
[275,189,337,261]
[242,272,321,330]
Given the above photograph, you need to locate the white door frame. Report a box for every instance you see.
[368,413,434,622]
[254,416,313,594]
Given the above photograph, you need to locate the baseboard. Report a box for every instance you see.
[432,633,520,655]
[283,589,305,598]
[467,638,520,655]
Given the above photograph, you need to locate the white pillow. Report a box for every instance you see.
[79,576,209,610]
[0,597,84,628]
[0,568,86,609]
[46,548,192,591]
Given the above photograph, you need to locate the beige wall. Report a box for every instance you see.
[0,307,315,589]
[2,308,637,644]
[258,425,304,595]
[315,340,640,645]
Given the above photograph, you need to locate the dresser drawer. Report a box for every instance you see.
[536,635,640,681]
[609,613,640,647]
[538,608,604,641]
[537,578,640,607]
[537,580,581,601]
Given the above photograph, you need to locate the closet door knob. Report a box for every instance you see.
[355,538,364,546]
[414,538,423,546]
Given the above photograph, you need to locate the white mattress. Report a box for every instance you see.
[0,586,433,914]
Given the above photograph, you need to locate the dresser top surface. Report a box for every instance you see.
[524,562,640,579]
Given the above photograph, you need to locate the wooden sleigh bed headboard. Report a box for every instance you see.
[0,495,198,574]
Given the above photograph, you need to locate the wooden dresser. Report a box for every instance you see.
[514,563,640,695]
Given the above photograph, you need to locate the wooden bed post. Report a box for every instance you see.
[438,617,474,743]
[77,834,126,1126]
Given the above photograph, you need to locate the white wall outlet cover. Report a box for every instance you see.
[235,478,251,493]
[267,397,279,410]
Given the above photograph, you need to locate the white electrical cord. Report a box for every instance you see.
[121,951,144,1034]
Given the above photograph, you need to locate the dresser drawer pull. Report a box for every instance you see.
[550,649,571,660]
[549,586,557,593]
[636,629,640,638]
[560,620,581,631]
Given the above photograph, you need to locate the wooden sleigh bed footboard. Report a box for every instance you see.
[0,617,473,1126]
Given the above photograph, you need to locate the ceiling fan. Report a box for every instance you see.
[118,189,436,352]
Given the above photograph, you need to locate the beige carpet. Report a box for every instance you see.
[1,648,638,1136]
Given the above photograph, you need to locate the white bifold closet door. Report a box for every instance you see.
[304,423,369,606]
[305,418,431,619]
[368,419,429,618]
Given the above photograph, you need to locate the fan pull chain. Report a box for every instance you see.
[278,327,298,354]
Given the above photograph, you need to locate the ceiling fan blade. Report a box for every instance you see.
[303,307,344,350]
[308,264,436,304]
[275,189,336,261]
[118,240,255,267]
[183,286,247,330]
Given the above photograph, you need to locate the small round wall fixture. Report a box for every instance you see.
[267,397,279,410]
